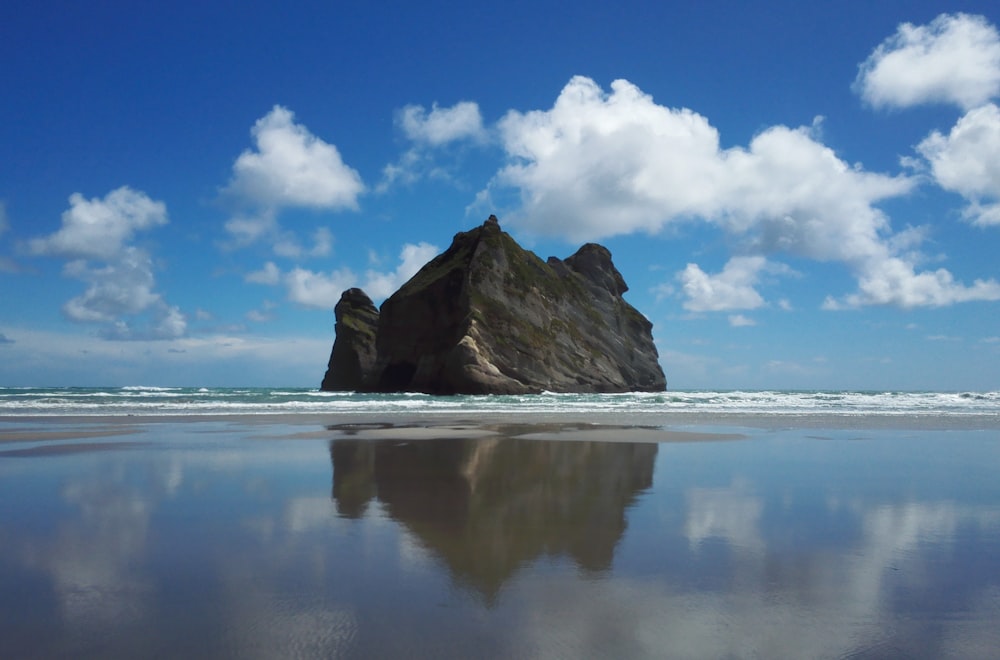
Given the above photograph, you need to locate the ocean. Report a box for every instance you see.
[2,386,998,422]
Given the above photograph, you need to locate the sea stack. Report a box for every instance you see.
[321,216,666,394]
[320,288,379,391]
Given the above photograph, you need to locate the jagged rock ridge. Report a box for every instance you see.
[321,215,666,394]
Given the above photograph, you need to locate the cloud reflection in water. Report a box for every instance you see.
[0,423,998,658]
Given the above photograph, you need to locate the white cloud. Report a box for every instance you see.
[917,103,1000,226]
[360,242,439,300]
[376,150,455,193]
[490,76,998,309]
[854,13,1000,110]
[61,251,186,341]
[222,106,363,254]
[62,249,161,322]
[827,257,1000,309]
[678,257,768,312]
[273,227,334,258]
[147,305,187,340]
[28,188,185,340]
[398,101,486,146]
[246,261,282,285]
[284,267,356,309]
[377,149,425,192]
[963,202,1000,226]
[716,125,910,263]
[222,211,278,249]
[377,101,486,193]
[226,105,364,211]
[492,77,910,254]
[29,187,167,261]
[728,314,756,327]
[494,77,727,241]
[251,242,440,309]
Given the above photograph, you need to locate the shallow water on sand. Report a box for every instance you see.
[1,420,999,658]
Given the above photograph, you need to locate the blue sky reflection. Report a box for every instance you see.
[0,424,998,658]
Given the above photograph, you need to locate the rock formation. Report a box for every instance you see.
[320,288,379,391]
[321,216,666,394]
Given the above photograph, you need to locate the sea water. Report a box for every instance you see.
[2,386,999,420]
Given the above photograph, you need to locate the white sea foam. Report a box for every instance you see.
[1,387,999,421]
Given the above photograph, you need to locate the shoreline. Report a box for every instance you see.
[1,410,997,447]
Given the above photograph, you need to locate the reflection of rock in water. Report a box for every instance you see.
[329,434,657,602]
[330,441,376,518]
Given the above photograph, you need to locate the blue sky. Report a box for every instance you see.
[2,1,1000,390]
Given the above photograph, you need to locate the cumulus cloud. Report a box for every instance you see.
[247,242,440,309]
[378,101,487,193]
[28,188,186,339]
[678,257,772,312]
[29,187,167,261]
[854,13,1000,110]
[492,77,911,249]
[917,103,1000,226]
[398,101,486,146]
[61,249,161,322]
[488,75,998,309]
[826,257,1000,309]
[222,106,363,254]
[493,77,726,240]
[227,106,364,210]
[68,255,187,340]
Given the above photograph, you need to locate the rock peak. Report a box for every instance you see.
[320,288,379,391]
[338,287,374,310]
[321,217,666,394]
[564,243,628,296]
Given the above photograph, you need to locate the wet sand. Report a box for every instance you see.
[2,404,994,447]
[0,414,748,447]
[1,413,998,658]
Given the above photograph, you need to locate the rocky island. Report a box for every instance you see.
[321,216,666,394]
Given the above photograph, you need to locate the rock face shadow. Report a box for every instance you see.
[329,434,657,603]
